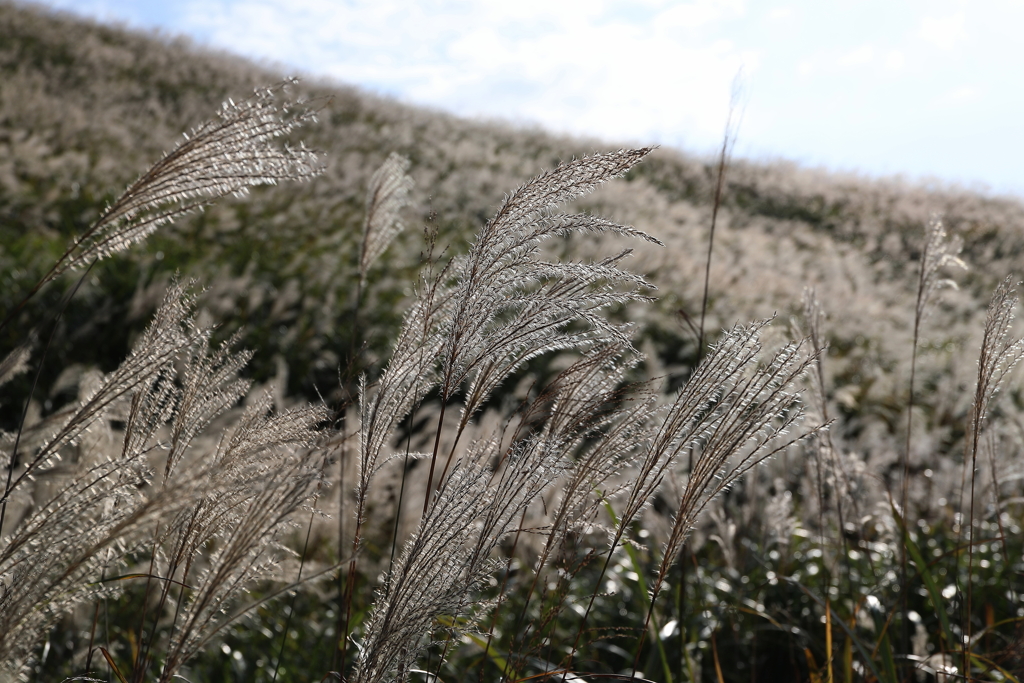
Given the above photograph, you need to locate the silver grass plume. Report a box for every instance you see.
[353,419,571,683]
[0,282,200,672]
[899,216,966,647]
[0,460,175,673]
[616,320,804,531]
[1,280,200,503]
[570,319,820,670]
[349,152,415,516]
[962,277,1024,665]
[914,216,966,326]
[45,80,322,285]
[162,329,253,479]
[627,322,818,673]
[350,150,662,681]
[355,281,449,532]
[526,344,654,561]
[360,152,414,286]
[158,396,328,681]
[967,277,1024,447]
[798,288,860,528]
[0,341,32,391]
[0,79,325,678]
[357,346,654,683]
[428,149,662,500]
[655,322,818,575]
[438,149,662,411]
[355,149,660,528]
[498,346,656,668]
[0,282,327,678]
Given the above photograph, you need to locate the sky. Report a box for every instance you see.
[34,0,1024,198]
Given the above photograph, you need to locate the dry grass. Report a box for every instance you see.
[3,3,1024,682]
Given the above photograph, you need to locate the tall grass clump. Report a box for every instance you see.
[0,82,328,681]
[4,60,1024,683]
[0,79,822,682]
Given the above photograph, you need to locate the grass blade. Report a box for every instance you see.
[891,504,955,648]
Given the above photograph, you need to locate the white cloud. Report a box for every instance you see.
[883,50,905,71]
[919,12,967,50]
[178,0,754,150]
[937,85,980,105]
[840,44,874,66]
[653,0,746,30]
[34,0,1024,196]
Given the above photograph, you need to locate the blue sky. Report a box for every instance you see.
[35,0,1024,198]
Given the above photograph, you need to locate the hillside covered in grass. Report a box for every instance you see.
[6,4,1024,680]
[5,1,1024,418]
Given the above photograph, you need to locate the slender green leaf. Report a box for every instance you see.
[603,500,673,683]
[877,632,899,683]
[891,504,954,647]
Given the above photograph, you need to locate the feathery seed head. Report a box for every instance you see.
[54,80,323,280]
